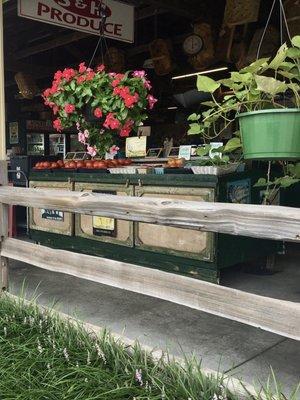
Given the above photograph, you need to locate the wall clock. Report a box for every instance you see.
[183,34,203,55]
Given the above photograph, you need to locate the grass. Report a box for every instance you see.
[0,293,299,400]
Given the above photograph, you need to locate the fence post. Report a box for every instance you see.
[0,161,8,291]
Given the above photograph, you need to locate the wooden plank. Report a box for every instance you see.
[0,160,8,292]
[15,31,89,60]
[0,186,300,242]
[0,5,6,160]
[2,237,300,340]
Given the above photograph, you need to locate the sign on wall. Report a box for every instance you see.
[18,0,134,43]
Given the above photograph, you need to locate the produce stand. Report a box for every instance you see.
[29,169,278,283]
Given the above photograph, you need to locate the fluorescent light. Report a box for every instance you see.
[172,67,228,80]
[167,106,178,110]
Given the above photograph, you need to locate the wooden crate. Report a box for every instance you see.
[29,181,74,235]
[134,186,215,261]
[75,183,133,247]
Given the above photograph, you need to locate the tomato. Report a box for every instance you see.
[95,161,107,169]
[43,161,51,169]
[35,162,40,168]
[117,159,125,166]
[69,161,76,169]
[110,159,118,166]
[85,161,94,169]
[57,160,64,167]
[124,159,132,165]
[76,161,84,169]
[50,162,58,169]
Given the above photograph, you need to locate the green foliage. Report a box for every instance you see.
[0,294,235,400]
[188,36,300,141]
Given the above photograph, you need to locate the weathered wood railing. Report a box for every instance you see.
[0,164,299,341]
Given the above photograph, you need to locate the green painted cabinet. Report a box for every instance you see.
[29,171,280,283]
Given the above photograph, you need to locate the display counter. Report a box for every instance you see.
[28,170,279,283]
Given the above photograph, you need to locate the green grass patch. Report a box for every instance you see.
[0,294,298,399]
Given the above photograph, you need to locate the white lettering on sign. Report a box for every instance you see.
[18,0,134,43]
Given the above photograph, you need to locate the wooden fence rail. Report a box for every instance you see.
[0,185,300,242]
[0,171,299,341]
[2,237,300,340]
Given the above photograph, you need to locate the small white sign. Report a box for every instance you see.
[18,0,134,43]
[179,145,192,160]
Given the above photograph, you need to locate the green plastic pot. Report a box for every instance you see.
[238,108,300,160]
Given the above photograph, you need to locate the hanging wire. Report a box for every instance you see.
[279,0,283,45]
[88,0,111,68]
[278,0,292,42]
[257,0,293,59]
[256,0,277,59]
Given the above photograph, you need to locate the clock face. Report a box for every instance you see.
[183,34,203,55]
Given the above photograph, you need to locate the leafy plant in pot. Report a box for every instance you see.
[43,63,157,158]
[188,36,300,160]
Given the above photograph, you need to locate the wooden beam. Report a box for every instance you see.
[2,238,300,340]
[0,5,6,159]
[0,186,300,242]
[0,161,8,292]
[14,31,89,60]
[144,0,197,19]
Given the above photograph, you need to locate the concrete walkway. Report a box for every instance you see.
[8,247,300,397]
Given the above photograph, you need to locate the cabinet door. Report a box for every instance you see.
[75,183,134,247]
[29,181,73,235]
[135,186,215,261]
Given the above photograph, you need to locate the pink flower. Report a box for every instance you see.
[53,119,62,132]
[53,105,59,115]
[103,113,121,130]
[78,131,86,144]
[94,108,103,118]
[143,79,152,90]
[109,145,120,156]
[109,72,116,78]
[86,71,95,81]
[87,145,97,157]
[78,62,87,73]
[83,129,89,138]
[43,88,52,98]
[76,122,81,130]
[64,104,75,114]
[62,68,76,81]
[147,94,157,109]
[132,70,146,78]
[97,64,105,72]
[119,120,134,137]
[76,75,86,84]
[54,70,63,82]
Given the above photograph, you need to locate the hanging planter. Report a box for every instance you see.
[187,35,300,160]
[238,108,300,159]
[42,63,157,158]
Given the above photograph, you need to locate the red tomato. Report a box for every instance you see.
[57,160,64,167]
[50,162,58,169]
[76,161,84,169]
[69,161,76,169]
[95,161,107,169]
[43,161,51,169]
[124,159,132,165]
[85,161,94,169]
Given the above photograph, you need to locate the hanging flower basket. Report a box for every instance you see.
[43,63,157,157]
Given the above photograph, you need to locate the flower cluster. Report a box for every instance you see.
[43,62,157,157]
